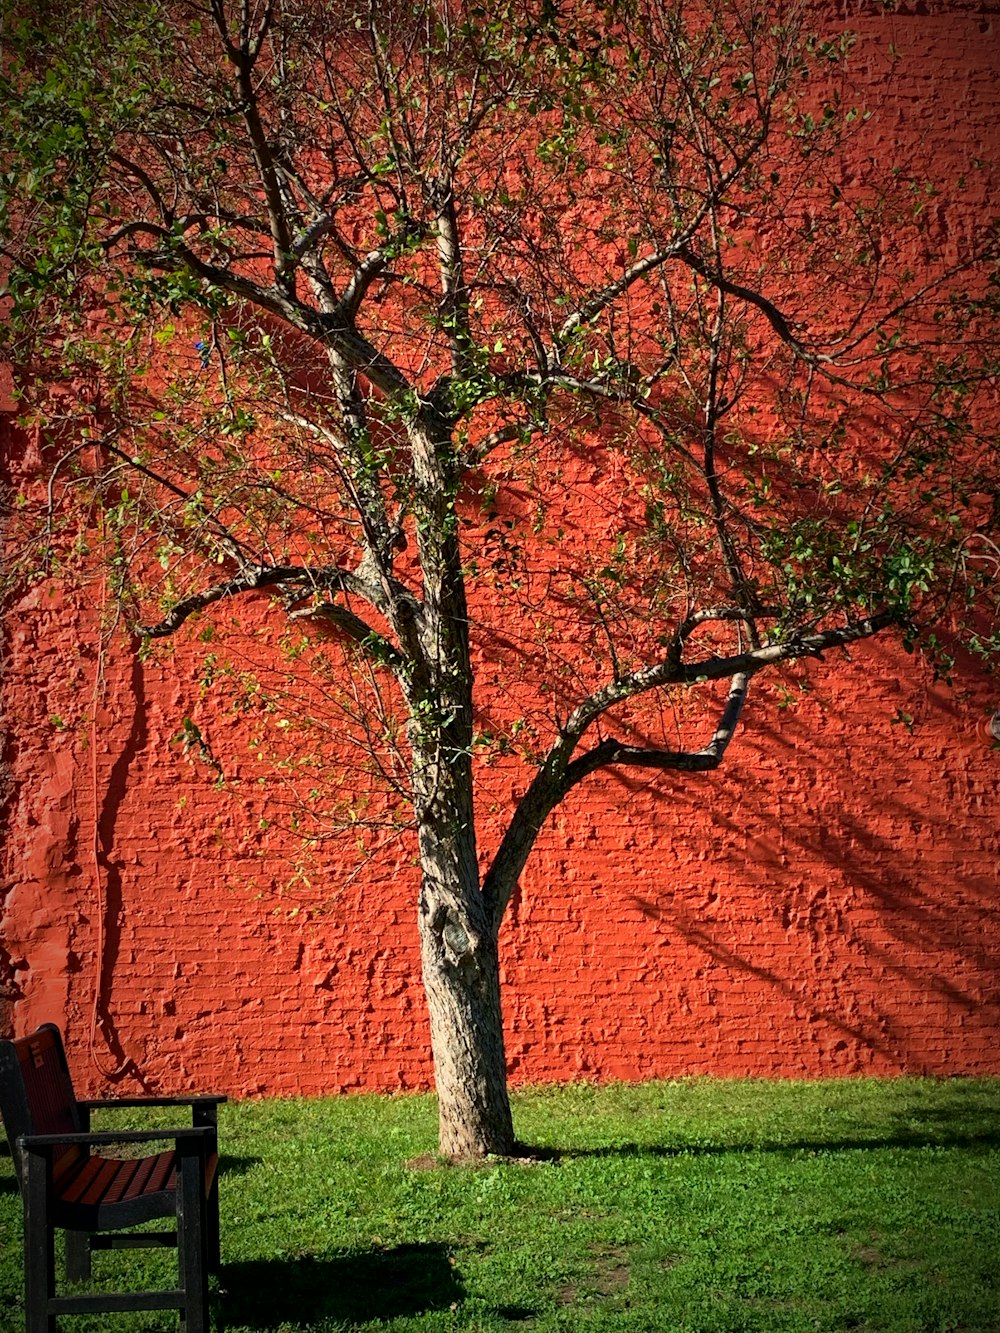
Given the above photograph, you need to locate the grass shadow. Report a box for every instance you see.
[523,1127,1000,1162]
[218,1242,462,1329]
[219,1154,264,1177]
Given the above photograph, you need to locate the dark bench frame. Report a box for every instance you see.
[0,1024,225,1332]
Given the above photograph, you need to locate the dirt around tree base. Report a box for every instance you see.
[405,1144,556,1170]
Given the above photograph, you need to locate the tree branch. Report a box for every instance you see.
[482,608,898,932]
[563,671,751,787]
[556,243,686,347]
[433,175,472,377]
[138,564,311,636]
[676,243,832,363]
[285,602,406,672]
[97,442,251,569]
[679,611,899,684]
[137,559,407,642]
[339,246,396,321]
[211,0,298,290]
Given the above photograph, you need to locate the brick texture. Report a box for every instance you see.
[1,4,998,1098]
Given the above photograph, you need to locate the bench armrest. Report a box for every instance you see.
[78,1095,226,1111]
[18,1126,212,1149]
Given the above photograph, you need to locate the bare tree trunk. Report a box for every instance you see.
[418,886,514,1158]
[400,409,516,1158]
[412,745,515,1158]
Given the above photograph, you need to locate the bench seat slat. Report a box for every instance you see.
[101,1157,146,1207]
[59,1155,116,1206]
[57,1152,177,1211]
[123,1153,161,1200]
[146,1151,177,1195]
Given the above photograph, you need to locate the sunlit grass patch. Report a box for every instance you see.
[1,1076,997,1331]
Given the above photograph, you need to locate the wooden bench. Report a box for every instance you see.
[0,1023,225,1332]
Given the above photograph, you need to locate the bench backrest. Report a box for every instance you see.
[0,1024,83,1183]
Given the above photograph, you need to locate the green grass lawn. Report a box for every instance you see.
[1,1077,998,1332]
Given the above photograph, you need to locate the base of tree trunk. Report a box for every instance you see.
[420,903,516,1159]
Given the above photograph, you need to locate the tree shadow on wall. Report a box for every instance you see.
[218,1242,462,1330]
[618,686,1000,1069]
[91,650,155,1090]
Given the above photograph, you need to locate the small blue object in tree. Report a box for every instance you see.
[194,340,210,369]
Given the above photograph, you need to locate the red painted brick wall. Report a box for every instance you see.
[2,2,999,1097]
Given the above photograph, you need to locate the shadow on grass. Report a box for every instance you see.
[218,1242,462,1330]
[516,1084,1000,1163]
[522,1126,1000,1162]
[219,1154,265,1177]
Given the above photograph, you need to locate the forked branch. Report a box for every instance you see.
[562,670,751,786]
[482,607,899,929]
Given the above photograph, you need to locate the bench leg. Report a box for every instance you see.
[23,1148,56,1333]
[177,1146,209,1333]
[65,1230,92,1283]
[207,1171,221,1272]
[193,1104,222,1272]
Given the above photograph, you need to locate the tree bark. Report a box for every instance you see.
[399,409,516,1158]
[413,761,515,1158]
[418,886,514,1159]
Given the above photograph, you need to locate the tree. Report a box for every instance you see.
[1,0,997,1157]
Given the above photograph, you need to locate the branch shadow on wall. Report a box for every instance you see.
[92,649,151,1086]
[614,687,999,1071]
[218,1242,462,1330]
